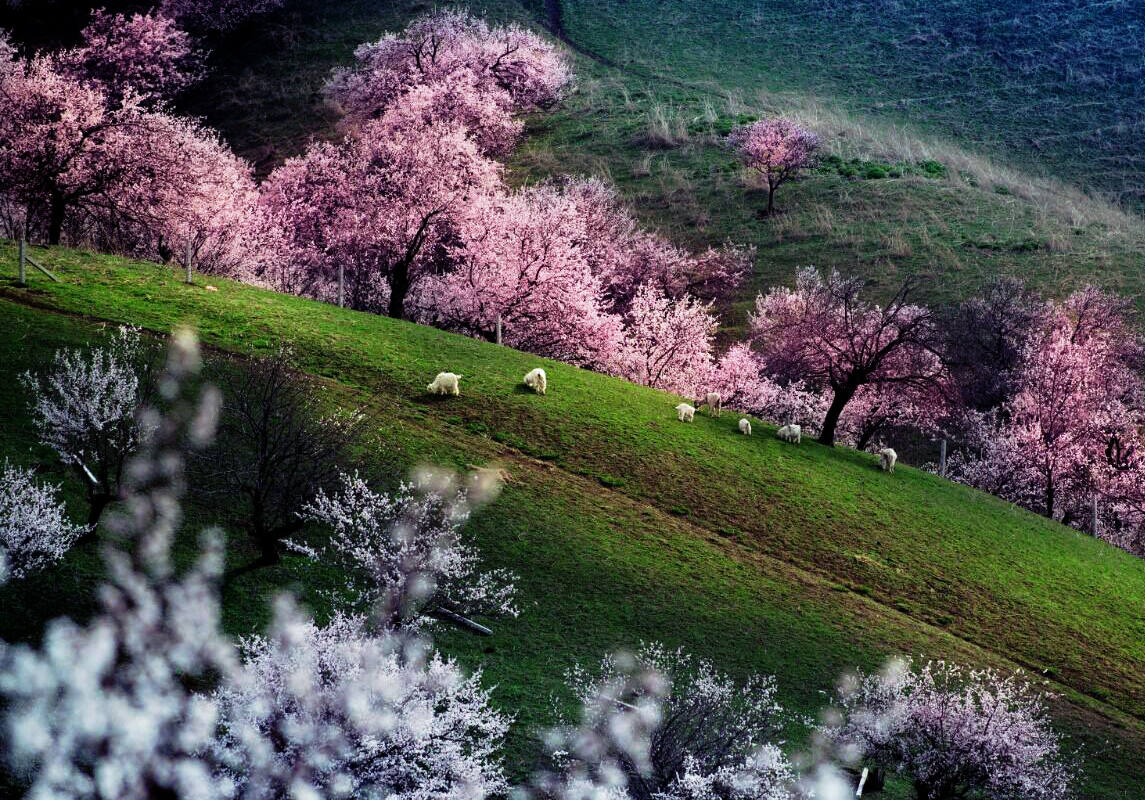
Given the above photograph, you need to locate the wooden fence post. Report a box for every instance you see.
[337,263,345,308]
[939,438,947,478]
[183,241,193,285]
[495,314,503,345]
[17,237,26,286]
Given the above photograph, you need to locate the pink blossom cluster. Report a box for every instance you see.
[946,287,1145,556]
[0,21,263,272]
[327,8,570,151]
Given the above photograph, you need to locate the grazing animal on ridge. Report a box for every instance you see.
[675,403,696,422]
[523,367,547,395]
[697,391,722,417]
[738,418,752,436]
[427,372,462,396]
[878,447,898,473]
[777,423,801,444]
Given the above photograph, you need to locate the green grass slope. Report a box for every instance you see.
[2,242,1145,798]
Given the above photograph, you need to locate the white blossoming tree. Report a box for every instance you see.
[20,326,158,524]
[0,329,238,800]
[297,469,518,632]
[529,652,668,800]
[0,460,88,580]
[560,644,799,800]
[824,658,1076,800]
[213,599,511,800]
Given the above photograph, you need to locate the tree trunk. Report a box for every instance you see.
[766,184,776,215]
[251,501,281,566]
[388,259,410,319]
[818,382,859,446]
[47,198,66,246]
[1045,477,1055,519]
[86,492,113,527]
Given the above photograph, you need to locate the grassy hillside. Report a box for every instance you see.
[3,242,1145,797]
[157,0,1145,335]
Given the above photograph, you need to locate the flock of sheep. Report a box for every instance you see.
[426,371,898,473]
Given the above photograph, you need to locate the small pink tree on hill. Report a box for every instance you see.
[729,118,819,215]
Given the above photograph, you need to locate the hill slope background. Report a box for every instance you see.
[159,0,1145,334]
[2,245,1145,797]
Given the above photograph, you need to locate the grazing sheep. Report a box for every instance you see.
[675,403,696,422]
[427,372,462,396]
[738,418,752,436]
[777,423,801,444]
[523,367,547,395]
[878,447,898,473]
[698,391,722,417]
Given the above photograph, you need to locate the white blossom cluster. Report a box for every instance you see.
[0,329,237,800]
[2,330,521,800]
[824,657,1075,800]
[297,468,518,630]
[0,460,88,580]
[562,643,797,800]
[213,598,510,800]
[20,325,153,474]
[528,652,668,800]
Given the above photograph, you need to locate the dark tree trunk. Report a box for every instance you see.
[48,198,66,246]
[818,382,859,446]
[766,184,776,214]
[86,492,113,527]
[388,259,410,319]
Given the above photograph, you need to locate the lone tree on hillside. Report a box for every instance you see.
[750,268,946,446]
[729,118,819,215]
[201,348,363,568]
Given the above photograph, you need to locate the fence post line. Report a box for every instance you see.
[939,438,947,478]
[495,314,503,345]
[183,240,193,285]
[1092,495,1100,536]
[17,237,26,286]
[337,263,345,308]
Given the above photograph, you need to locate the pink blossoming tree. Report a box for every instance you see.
[328,9,569,130]
[750,268,946,446]
[613,284,718,397]
[54,9,205,104]
[258,105,501,318]
[729,119,820,215]
[418,185,623,368]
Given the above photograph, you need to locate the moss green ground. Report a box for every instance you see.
[2,244,1145,798]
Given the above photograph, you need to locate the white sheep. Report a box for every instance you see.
[878,447,898,473]
[777,423,801,444]
[523,367,547,395]
[426,372,462,396]
[675,403,696,422]
[698,391,722,417]
[738,418,752,436]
